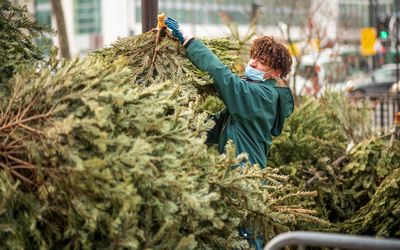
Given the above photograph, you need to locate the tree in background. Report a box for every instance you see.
[0,17,329,249]
[271,0,344,98]
[0,0,55,87]
[341,166,400,237]
[49,0,70,60]
[204,0,400,234]
[202,0,350,98]
[2,1,400,247]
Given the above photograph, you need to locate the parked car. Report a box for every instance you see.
[389,81,400,93]
[346,64,400,94]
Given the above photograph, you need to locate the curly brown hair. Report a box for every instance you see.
[249,36,292,79]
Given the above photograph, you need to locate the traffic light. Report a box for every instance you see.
[378,17,390,40]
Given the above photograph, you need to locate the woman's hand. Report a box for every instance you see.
[164,17,193,46]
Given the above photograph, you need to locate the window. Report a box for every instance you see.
[35,0,52,53]
[36,10,52,28]
[339,2,370,28]
[74,0,101,34]
[263,0,310,27]
[373,69,392,80]
[138,0,251,25]
[135,2,141,23]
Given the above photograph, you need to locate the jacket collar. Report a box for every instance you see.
[241,76,277,86]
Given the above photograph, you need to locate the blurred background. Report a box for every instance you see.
[13,0,400,130]
[14,0,391,65]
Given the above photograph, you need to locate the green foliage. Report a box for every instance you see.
[0,0,55,87]
[2,2,400,247]
[198,95,225,114]
[341,164,400,237]
[208,143,329,243]
[220,15,400,237]
[0,47,328,249]
[343,138,400,210]
[267,86,400,238]
[0,174,17,236]
[319,88,374,143]
[2,4,399,246]
[267,89,376,224]
[89,29,240,98]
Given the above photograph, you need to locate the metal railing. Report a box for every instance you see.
[263,231,400,250]
[349,93,400,133]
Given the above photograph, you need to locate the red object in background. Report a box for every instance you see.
[395,112,400,124]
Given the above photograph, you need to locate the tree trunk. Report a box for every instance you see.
[50,0,71,60]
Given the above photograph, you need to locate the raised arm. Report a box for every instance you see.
[185,39,275,121]
[165,17,274,121]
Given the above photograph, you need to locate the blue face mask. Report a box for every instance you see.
[245,64,274,82]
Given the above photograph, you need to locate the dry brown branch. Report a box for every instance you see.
[127,44,156,61]
[18,123,44,134]
[10,165,54,171]
[0,113,51,131]
[152,27,167,64]
[332,155,347,166]
[9,169,39,188]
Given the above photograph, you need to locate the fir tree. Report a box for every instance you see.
[0,47,329,249]
[0,0,55,88]
[267,89,376,224]
[341,163,400,237]
[342,138,400,211]
[89,26,240,99]
[4,6,399,247]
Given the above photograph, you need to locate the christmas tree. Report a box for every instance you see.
[0,0,55,88]
[0,14,329,249]
[267,89,381,225]
[89,24,239,99]
[341,165,400,237]
[216,11,400,237]
[342,138,400,211]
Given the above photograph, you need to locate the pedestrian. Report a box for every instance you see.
[164,17,294,250]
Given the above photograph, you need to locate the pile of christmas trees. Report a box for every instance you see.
[2,1,400,249]
[267,91,400,233]
[0,1,329,249]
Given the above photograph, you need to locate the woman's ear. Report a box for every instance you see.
[273,69,282,78]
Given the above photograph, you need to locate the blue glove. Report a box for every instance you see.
[164,17,192,46]
[164,17,184,44]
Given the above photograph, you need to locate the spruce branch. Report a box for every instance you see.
[0,183,13,213]
[0,15,332,249]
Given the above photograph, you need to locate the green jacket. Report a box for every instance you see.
[186,39,294,169]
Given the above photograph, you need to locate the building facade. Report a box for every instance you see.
[32,0,319,58]
[33,0,135,58]
[26,0,397,61]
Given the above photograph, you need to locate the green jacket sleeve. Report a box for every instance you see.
[186,39,273,122]
[206,108,229,144]
[271,87,294,136]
